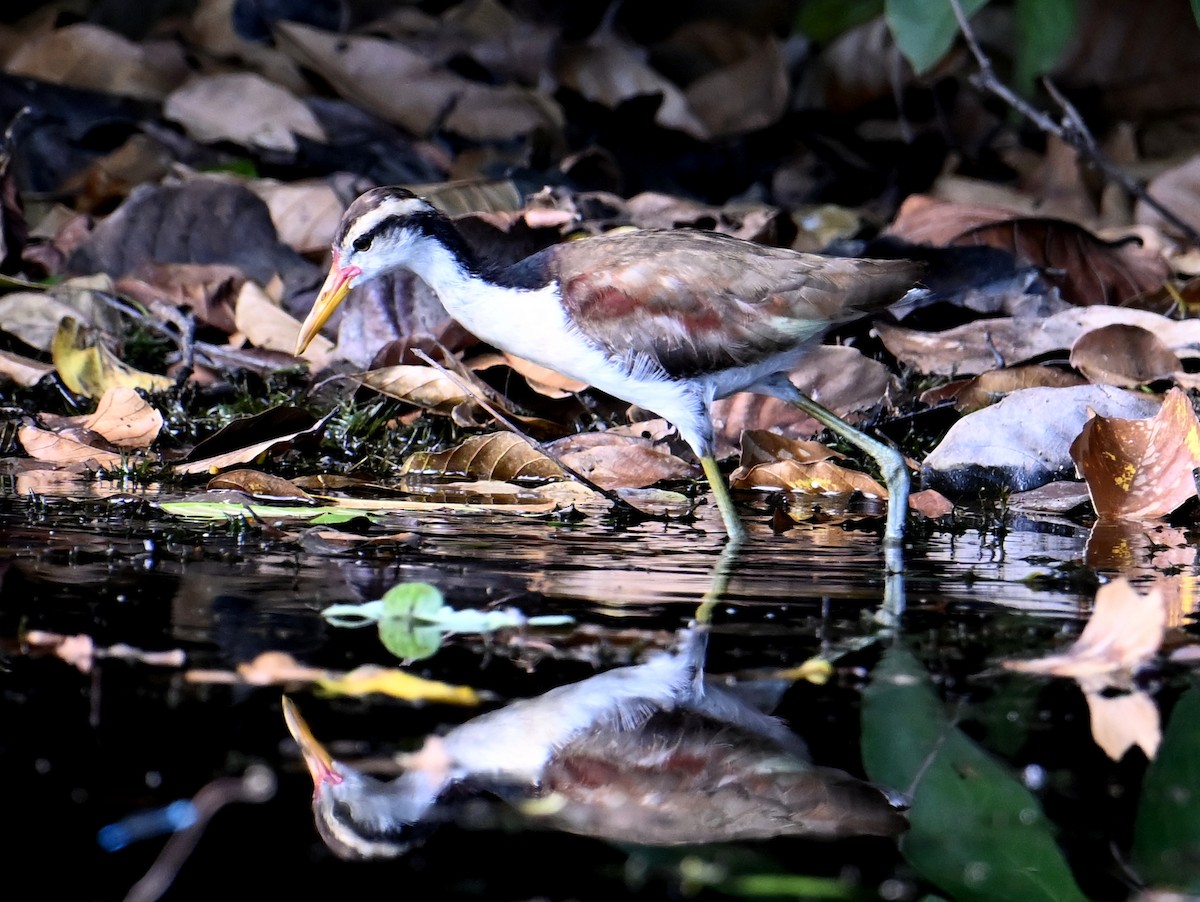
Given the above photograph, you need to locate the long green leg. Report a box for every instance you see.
[700,454,749,545]
[788,392,909,572]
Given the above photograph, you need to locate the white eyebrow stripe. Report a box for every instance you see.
[342,197,433,245]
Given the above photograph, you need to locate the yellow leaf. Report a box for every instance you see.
[51,317,172,399]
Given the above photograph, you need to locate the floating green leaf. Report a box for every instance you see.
[862,646,1087,902]
[1131,681,1200,891]
[159,501,376,522]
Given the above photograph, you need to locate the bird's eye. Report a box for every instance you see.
[352,235,372,252]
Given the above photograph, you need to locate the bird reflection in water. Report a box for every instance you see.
[283,624,906,859]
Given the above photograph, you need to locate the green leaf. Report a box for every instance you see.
[158,501,375,522]
[885,0,990,74]
[862,646,1087,902]
[1193,0,1200,29]
[794,0,885,43]
[1131,681,1200,890]
[378,619,445,661]
[1013,0,1077,96]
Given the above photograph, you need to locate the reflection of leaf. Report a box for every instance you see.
[1002,578,1166,677]
[1132,682,1200,891]
[317,665,481,705]
[1070,388,1200,520]
[1079,676,1160,761]
[862,646,1087,902]
[322,582,573,662]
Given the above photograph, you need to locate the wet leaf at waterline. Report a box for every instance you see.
[862,646,1087,902]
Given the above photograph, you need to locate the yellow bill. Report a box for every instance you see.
[295,254,358,354]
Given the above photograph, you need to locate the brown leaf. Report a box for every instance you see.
[354,364,473,414]
[887,196,1169,306]
[1070,388,1200,519]
[400,432,565,482]
[909,489,955,518]
[734,458,887,499]
[1004,578,1166,677]
[550,434,693,490]
[207,469,315,502]
[18,422,123,466]
[732,430,842,478]
[6,22,187,100]
[1069,323,1182,387]
[41,386,163,449]
[919,366,1087,412]
[116,262,243,334]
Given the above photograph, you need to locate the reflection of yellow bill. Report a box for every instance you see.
[282,696,339,787]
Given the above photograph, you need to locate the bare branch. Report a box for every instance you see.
[946,0,1200,247]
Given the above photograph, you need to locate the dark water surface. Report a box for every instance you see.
[1,481,1191,901]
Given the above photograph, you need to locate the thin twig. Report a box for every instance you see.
[946,0,1200,247]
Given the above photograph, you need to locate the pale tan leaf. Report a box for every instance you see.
[164,73,326,152]
[234,282,333,370]
[273,22,466,136]
[50,386,164,449]
[0,348,53,387]
[6,23,187,100]
[920,366,1087,412]
[252,180,345,254]
[734,458,888,499]
[555,437,693,489]
[18,423,123,467]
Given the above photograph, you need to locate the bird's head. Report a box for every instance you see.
[294,186,442,354]
[283,696,440,860]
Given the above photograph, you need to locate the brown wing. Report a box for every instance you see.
[507,229,922,377]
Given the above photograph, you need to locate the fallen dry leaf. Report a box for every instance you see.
[6,22,187,100]
[919,365,1087,413]
[207,469,315,502]
[164,72,326,153]
[354,364,474,414]
[551,434,693,490]
[1069,323,1183,387]
[909,489,956,518]
[1003,577,1166,677]
[234,282,333,371]
[51,317,173,399]
[1070,388,1200,520]
[401,432,564,483]
[734,458,888,498]
[40,386,163,450]
[0,348,53,387]
[18,422,124,467]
